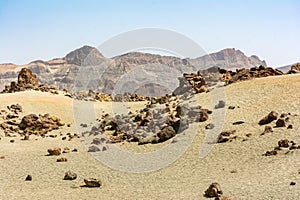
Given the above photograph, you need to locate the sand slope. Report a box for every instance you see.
[1,74,300,199]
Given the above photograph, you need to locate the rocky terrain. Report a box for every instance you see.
[0,46,267,96]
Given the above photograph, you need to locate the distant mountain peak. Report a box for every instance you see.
[65,45,104,66]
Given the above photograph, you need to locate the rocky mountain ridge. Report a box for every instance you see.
[0,46,267,96]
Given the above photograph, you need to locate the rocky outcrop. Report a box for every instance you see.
[19,114,65,135]
[286,63,300,74]
[219,66,283,85]
[0,46,267,96]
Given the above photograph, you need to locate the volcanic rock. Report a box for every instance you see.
[204,182,223,198]
[258,111,278,125]
[47,148,61,155]
[64,170,77,180]
[84,178,102,187]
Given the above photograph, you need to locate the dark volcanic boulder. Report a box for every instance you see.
[258,111,278,125]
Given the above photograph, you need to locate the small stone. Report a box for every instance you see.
[64,170,77,180]
[214,100,225,109]
[84,178,102,187]
[72,148,78,152]
[10,139,15,143]
[228,106,235,110]
[47,148,61,155]
[232,121,245,125]
[57,157,68,162]
[205,123,215,130]
[25,175,32,181]
[62,136,66,140]
[287,124,293,129]
[262,126,273,135]
[290,182,296,186]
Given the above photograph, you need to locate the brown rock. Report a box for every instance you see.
[262,126,273,135]
[278,139,289,148]
[157,126,176,142]
[18,68,38,87]
[48,148,61,155]
[57,157,68,162]
[258,111,278,125]
[204,182,223,197]
[276,118,286,127]
[64,170,77,180]
[84,178,102,187]
[263,150,277,156]
[25,175,32,181]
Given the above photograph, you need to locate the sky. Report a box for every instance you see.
[0,0,299,67]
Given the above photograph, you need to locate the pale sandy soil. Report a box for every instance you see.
[1,74,300,200]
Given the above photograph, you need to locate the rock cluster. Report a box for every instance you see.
[263,139,300,156]
[218,66,283,85]
[18,114,65,135]
[173,71,209,96]
[217,130,237,143]
[82,95,212,149]
[258,111,294,129]
[286,63,300,74]
[1,68,59,94]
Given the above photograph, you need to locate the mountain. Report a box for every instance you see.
[190,48,266,70]
[0,46,267,95]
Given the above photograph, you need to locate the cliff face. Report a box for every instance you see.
[0,46,267,95]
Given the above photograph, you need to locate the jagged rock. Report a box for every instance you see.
[64,170,77,180]
[18,68,38,87]
[23,134,30,140]
[276,119,286,127]
[287,124,293,129]
[84,178,102,187]
[278,139,289,148]
[204,182,223,198]
[258,111,278,125]
[47,148,61,155]
[25,175,32,181]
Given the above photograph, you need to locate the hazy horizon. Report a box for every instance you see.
[0,0,299,67]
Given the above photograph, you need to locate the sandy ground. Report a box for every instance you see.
[1,74,300,199]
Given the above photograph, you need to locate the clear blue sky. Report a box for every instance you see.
[0,0,299,66]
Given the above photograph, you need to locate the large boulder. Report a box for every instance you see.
[18,68,38,87]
